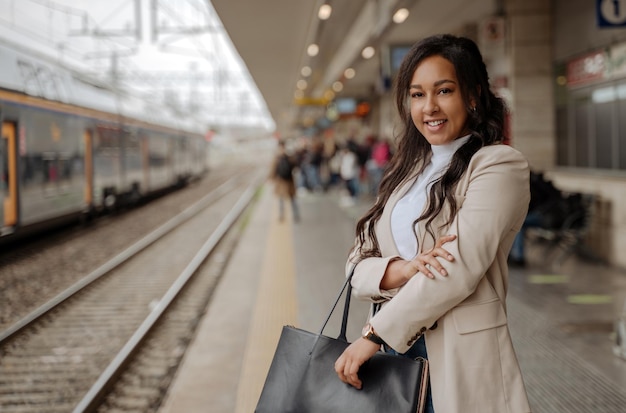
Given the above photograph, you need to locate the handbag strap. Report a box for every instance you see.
[318,266,355,341]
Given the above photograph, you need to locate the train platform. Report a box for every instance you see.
[157,182,626,413]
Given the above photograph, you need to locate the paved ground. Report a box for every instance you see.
[158,184,626,413]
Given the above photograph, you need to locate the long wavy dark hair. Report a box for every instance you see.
[354,34,507,259]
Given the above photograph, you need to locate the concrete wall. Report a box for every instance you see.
[505,0,556,170]
[553,0,626,61]
[368,0,626,268]
[547,170,624,267]
[548,0,626,268]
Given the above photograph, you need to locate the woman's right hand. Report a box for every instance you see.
[411,234,457,279]
[380,234,457,289]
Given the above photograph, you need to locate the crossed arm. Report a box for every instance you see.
[334,234,456,389]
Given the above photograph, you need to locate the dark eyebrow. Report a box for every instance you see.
[410,79,457,89]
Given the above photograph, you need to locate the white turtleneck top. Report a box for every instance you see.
[391,135,471,260]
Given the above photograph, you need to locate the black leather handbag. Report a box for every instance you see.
[255,270,429,413]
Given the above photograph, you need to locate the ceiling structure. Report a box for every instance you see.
[0,0,277,132]
[210,0,499,138]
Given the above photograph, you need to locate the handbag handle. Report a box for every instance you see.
[318,266,355,342]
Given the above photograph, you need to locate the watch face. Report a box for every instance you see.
[362,324,371,336]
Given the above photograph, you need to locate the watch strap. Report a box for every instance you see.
[363,325,385,345]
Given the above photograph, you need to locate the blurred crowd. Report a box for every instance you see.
[281,133,394,207]
[272,135,593,270]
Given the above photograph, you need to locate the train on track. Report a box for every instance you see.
[0,41,209,243]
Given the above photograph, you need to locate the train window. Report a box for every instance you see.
[40,153,76,185]
[58,155,71,181]
[126,131,140,148]
[42,153,58,183]
[96,125,122,148]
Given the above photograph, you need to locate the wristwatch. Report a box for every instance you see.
[362,323,385,345]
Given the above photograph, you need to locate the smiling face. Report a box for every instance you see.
[409,55,471,146]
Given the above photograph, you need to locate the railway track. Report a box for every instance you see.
[0,170,264,413]
[0,165,253,332]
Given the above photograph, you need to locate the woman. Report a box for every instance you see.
[334,34,531,413]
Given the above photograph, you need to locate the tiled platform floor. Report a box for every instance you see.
[159,186,626,413]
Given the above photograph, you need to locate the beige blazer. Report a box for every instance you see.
[348,144,532,413]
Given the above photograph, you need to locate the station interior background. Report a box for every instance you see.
[3,0,626,268]
[2,1,626,411]
[213,0,626,270]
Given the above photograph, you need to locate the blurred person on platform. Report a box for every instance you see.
[334,34,531,413]
[339,144,360,207]
[299,138,323,192]
[508,170,563,267]
[271,141,300,222]
[320,136,337,190]
[366,136,393,196]
[325,142,342,190]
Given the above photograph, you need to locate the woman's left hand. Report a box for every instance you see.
[382,234,457,289]
[334,338,380,389]
[410,234,457,279]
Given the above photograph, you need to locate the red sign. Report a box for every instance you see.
[566,50,607,86]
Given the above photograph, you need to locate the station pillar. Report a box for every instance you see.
[505,0,556,170]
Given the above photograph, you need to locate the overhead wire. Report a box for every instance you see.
[1,0,271,128]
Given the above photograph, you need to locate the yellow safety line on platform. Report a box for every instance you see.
[234,200,298,412]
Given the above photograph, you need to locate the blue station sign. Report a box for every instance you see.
[598,0,626,27]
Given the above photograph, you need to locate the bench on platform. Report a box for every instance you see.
[526,192,597,269]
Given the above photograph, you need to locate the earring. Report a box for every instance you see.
[472,106,477,112]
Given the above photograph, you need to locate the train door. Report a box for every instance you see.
[83,129,93,207]
[1,121,18,231]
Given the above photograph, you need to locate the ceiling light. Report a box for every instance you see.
[301,66,312,77]
[332,81,343,92]
[393,8,409,24]
[344,68,356,79]
[307,43,319,57]
[297,79,308,90]
[318,4,332,20]
[361,46,375,59]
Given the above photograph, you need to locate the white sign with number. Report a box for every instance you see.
[600,0,626,25]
